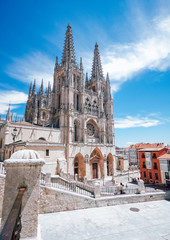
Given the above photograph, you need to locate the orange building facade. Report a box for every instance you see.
[139,148,167,185]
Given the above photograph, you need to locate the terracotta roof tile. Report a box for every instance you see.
[158,153,170,160]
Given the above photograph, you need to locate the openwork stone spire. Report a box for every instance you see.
[91,43,104,81]
[105,72,112,101]
[6,105,11,121]
[62,24,76,66]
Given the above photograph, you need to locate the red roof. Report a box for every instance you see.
[125,143,164,150]
[158,153,170,160]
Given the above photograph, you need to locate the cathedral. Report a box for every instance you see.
[0,25,115,180]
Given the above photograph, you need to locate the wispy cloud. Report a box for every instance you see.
[100,16,170,92]
[115,115,161,129]
[5,15,170,93]
[0,90,27,114]
[6,52,54,86]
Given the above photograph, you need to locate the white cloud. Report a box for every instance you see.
[0,90,28,114]
[6,52,54,87]
[5,16,170,93]
[115,115,161,129]
[100,16,170,92]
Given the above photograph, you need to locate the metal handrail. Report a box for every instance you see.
[0,187,26,240]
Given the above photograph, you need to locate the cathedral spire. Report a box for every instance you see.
[85,72,88,87]
[39,79,44,94]
[80,57,83,70]
[32,79,36,95]
[54,56,58,71]
[48,81,51,95]
[91,43,104,81]
[62,24,76,66]
[29,82,32,97]
[105,72,112,101]
[6,105,11,122]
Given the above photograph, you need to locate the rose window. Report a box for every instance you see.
[87,123,95,136]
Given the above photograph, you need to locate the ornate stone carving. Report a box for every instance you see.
[87,123,95,136]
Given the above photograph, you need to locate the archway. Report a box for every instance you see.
[90,148,104,179]
[73,153,86,180]
[107,153,114,176]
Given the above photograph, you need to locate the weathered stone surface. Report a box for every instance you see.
[39,185,167,214]
[0,177,5,218]
[39,186,96,214]
[1,150,44,239]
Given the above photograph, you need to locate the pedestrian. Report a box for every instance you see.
[120,183,123,194]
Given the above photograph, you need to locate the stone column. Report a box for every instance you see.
[104,158,107,179]
[86,162,90,179]
[1,150,45,239]
[94,181,100,198]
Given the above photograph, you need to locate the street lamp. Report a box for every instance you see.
[11,127,17,153]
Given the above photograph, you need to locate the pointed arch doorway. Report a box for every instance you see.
[73,153,86,181]
[90,148,104,179]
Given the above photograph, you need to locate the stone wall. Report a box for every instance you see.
[39,185,168,214]
[0,176,5,218]
[39,186,96,214]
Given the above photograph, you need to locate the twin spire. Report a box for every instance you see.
[62,24,76,66]
[91,42,104,81]
[61,25,105,82]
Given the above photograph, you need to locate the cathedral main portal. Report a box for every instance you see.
[92,163,98,179]
[90,148,104,179]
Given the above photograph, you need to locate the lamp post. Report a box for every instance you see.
[11,127,17,153]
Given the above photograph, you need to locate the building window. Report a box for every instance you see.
[142,153,145,158]
[142,162,146,168]
[144,171,146,178]
[58,94,60,109]
[149,172,152,179]
[155,173,158,180]
[119,161,121,166]
[153,162,157,170]
[74,162,78,167]
[74,124,78,142]
[46,149,49,157]
[76,94,79,111]
[43,112,46,119]
[165,172,169,180]
[39,137,46,141]
[152,153,157,159]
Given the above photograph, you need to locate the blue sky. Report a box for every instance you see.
[0,0,170,147]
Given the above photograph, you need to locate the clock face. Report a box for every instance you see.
[87,123,95,136]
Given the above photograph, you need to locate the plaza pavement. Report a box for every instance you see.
[38,199,170,240]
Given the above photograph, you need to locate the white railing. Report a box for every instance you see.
[40,172,45,186]
[101,185,138,196]
[51,175,95,197]
[0,162,6,175]
[40,173,95,197]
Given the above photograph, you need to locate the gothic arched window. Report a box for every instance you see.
[74,123,78,142]
[76,94,79,111]
[42,100,46,108]
[43,112,46,119]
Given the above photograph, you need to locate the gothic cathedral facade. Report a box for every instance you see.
[24,25,115,179]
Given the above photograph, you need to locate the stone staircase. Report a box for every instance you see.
[40,172,95,198]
